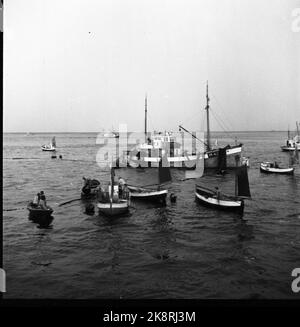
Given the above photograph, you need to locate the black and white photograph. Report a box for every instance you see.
[1,0,300,314]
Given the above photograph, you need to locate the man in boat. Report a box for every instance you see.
[215,187,221,200]
[39,191,48,210]
[118,177,126,198]
[32,193,40,208]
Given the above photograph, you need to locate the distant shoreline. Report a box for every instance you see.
[3,130,289,134]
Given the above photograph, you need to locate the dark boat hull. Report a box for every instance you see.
[27,204,54,226]
[97,200,129,217]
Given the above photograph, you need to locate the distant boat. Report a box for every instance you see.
[281,122,300,152]
[128,154,172,203]
[97,167,129,217]
[41,137,56,151]
[260,162,294,175]
[195,164,251,213]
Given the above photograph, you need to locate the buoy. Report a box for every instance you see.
[59,155,63,159]
[170,193,177,203]
[51,155,57,159]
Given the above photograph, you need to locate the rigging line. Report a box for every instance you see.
[210,108,236,140]
[210,108,230,133]
[209,101,233,133]
[211,94,235,131]
[212,109,234,136]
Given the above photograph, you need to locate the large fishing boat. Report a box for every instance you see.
[127,83,243,170]
[281,122,300,152]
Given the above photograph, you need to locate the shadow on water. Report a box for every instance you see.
[233,217,255,242]
[29,214,54,229]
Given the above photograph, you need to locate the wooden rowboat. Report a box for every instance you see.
[195,185,244,212]
[27,202,54,226]
[260,162,294,175]
[128,185,168,203]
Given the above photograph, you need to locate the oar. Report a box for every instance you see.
[58,198,82,207]
[3,207,26,212]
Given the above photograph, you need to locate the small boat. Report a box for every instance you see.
[128,155,171,203]
[195,164,251,213]
[195,185,244,212]
[42,137,56,151]
[260,162,294,175]
[127,186,168,203]
[81,177,101,198]
[27,202,54,226]
[97,167,129,217]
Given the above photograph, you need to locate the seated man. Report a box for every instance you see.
[215,187,221,200]
[32,193,40,208]
[39,191,48,210]
[118,177,126,198]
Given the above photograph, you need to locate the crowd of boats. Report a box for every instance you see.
[28,84,299,225]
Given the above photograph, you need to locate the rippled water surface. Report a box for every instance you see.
[3,132,300,298]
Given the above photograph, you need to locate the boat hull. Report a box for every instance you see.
[97,200,129,217]
[281,146,300,152]
[260,164,294,175]
[128,186,167,203]
[27,204,54,226]
[41,146,56,152]
[195,187,244,212]
[126,145,243,169]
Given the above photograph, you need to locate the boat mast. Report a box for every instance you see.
[145,94,148,142]
[205,81,211,151]
[110,166,114,201]
[234,155,239,197]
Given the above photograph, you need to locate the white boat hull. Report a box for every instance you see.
[260,163,294,175]
[128,186,168,202]
[41,146,56,152]
[195,186,244,212]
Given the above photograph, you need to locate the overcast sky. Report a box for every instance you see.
[4,0,300,132]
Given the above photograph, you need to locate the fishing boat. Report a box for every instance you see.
[27,202,53,220]
[260,162,294,175]
[128,155,172,203]
[126,83,243,169]
[195,164,251,213]
[281,123,300,152]
[97,167,129,217]
[41,136,56,151]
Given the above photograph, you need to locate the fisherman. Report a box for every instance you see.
[215,187,221,200]
[32,193,40,208]
[39,191,47,209]
[118,177,126,198]
[82,177,92,195]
